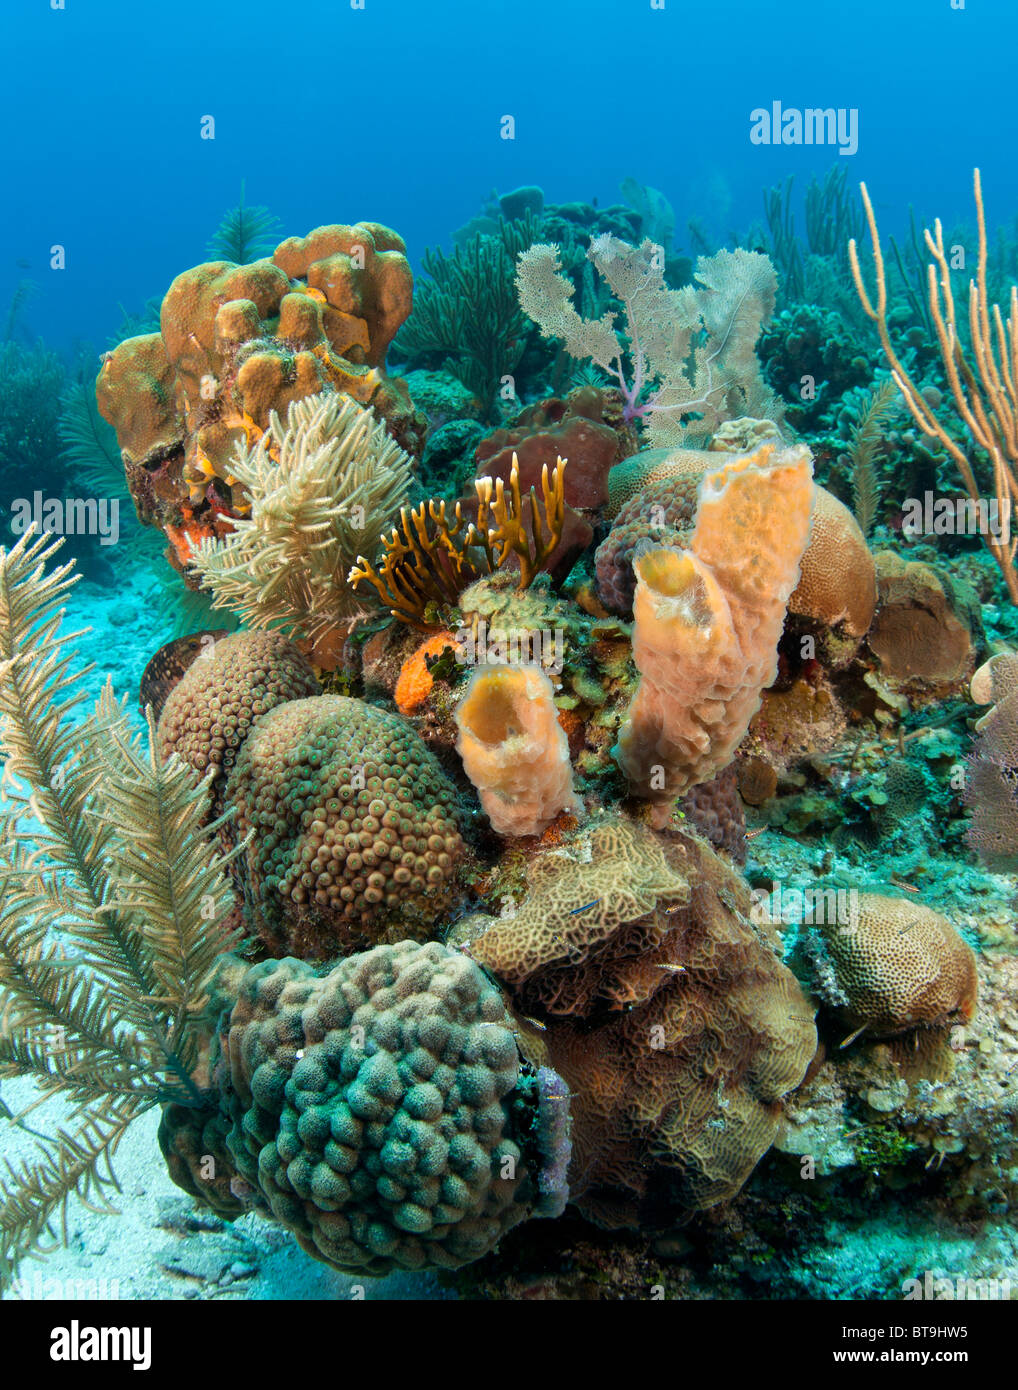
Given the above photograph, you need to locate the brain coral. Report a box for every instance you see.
[463,819,817,1227]
[155,630,320,816]
[162,941,571,1274]
[96,223,423,577]
[225,695,467,958]
[595,472,701,615]
[814,893,978,1037]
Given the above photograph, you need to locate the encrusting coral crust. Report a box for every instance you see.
[459,819,817,1230]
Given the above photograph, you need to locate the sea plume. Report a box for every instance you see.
[189,391,414,663]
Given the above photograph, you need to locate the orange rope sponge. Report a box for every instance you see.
[395,631,458,715]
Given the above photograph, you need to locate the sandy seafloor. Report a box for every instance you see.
[3,539,1017,1302]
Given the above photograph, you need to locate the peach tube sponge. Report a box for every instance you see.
[615,441,814,803]
[455,665,580,836]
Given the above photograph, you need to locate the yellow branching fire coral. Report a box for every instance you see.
[350,453,567,628]
[454,664,580,836]
[614,441,815,804]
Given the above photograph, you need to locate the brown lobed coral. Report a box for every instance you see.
[96,223,423,578]
[225,694,467,959]
[866,551,979,695]
[461,818,817,1229]
[965,650,1018,867]
[474,386,632,512]
[155,630,320,817]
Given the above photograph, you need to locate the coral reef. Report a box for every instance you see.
[808,894,978,1038]
[156,630,320,817]
[225,695,467,958]
[96,223,423,575]
[160,941,570,1273]
[0,531,243,1282]
[865,552,979,696]
[615,442,815,804]
[350,454,568,627]
[394,631,459,715]
[392,220,537,420]
[474,386,630,512]
[680,764,747,864]
[460,820,816,1229]
[454,665,579,836]
[598,446,876,655]
[965,650,1018,867]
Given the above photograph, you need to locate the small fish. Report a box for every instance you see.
[139,629,229,719]
[890,877,920,894]
[521,1015,547,1033]
[569,899,599,915]
[655,963,686,974]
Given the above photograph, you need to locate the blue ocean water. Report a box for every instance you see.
[2,0,1015,352]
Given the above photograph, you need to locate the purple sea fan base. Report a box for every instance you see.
[535,1065,572,1218]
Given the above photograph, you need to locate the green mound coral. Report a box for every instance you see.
[155,630,321,817]
[226,695,467,958]
[159,941,571,1274]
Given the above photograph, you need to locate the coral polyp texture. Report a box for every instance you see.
[161,941,571,1274]
[614,441,815,803]
[225,695,467,958]
[454,664,579,836]
[155,630,321,816]
[813,894,978,1037]
[95,222,422,576]
[188,391,414,665]
[463,820,816,1228]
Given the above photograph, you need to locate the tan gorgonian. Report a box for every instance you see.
[190,391,414,654]
[849,170,1018,602]
[0,529,242,1288]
